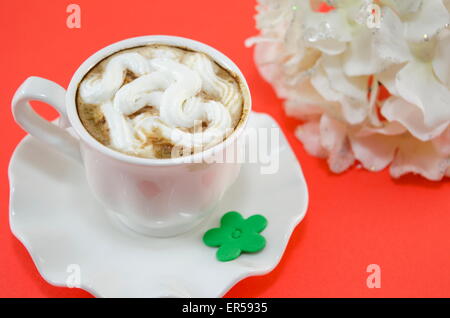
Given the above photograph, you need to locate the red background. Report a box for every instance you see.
[1,0,450,298]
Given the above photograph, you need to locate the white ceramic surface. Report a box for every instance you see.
[9,112,308,298]
[12,35,252,237]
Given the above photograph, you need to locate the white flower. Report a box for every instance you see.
[248,0,450,180]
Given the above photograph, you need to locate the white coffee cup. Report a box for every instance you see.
[12,35,251,237]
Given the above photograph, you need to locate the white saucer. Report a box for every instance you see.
[8,112,308,298]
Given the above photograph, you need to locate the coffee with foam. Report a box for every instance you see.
[76,45,245,159]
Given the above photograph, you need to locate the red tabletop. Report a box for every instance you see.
[1,0,450,298]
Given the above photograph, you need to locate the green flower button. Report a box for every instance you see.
[203,211,268,262]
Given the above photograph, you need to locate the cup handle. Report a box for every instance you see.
[12,76,82,163]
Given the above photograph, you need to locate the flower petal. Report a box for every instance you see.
[312,59,369,125]
[357,121,407,136]
[396,59,450,127]
[432,127,450,155]
[311,66,341,101]
[220,211,244,228]
[381,97,449,141]
[295,121,328,158]
[382,0,422,17]
[390,136,450,180]
[303,9,352,55]
[284,80,330,119]
[239,234,266,253]
[432,29,450,87]
[203,228,228,247]
[244,215,268,233]
[378,63,406,96]
[374,7,412,63]
[320,115,355,173]
[404,0,450,42]
[253,41,284,85]
[322,55,368,100]
[349,134,398,171]
[283,49,321,84]
[216,243,241,262]
[343,26,384,76]
[307,38,347,56]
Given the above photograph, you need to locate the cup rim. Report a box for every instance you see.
[66,35,252,166]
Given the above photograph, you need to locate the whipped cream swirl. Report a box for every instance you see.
[79,46,243,157]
